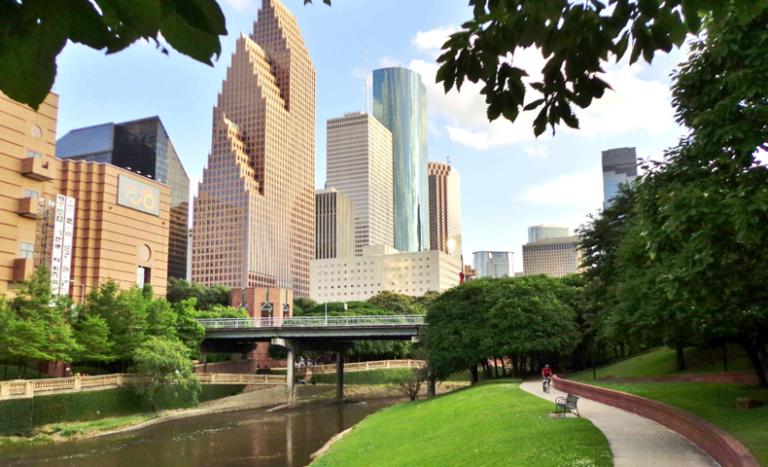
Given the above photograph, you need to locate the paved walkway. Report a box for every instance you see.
[519,379,720,467]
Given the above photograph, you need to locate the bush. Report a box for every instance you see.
[0,385,246,436]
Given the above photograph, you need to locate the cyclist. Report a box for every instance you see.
[542,365,553,393]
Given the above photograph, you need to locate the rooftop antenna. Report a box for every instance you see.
[365,45,369,114]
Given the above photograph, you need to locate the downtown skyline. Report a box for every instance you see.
[50,0,688,264]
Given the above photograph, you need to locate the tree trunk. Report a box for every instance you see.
[501,359,507,376]
[676,343,686,372]
[722,345,728,372]
[469,365,478,385]
[744,341,768,389]
[619,341,626,358]
[493,358,499,378]
[482,360,491,380]
[511,355,518,377]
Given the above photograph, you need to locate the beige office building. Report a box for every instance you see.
[428,161,462,258]
[316,188,355,259]
[528,225,569,243]
[327,112,394,256]
[523,236,582,277]
[0,91,171,300]
[192,0,316,296]
[310,244,462,302]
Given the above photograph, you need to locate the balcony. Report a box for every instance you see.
[17,197,38,218]
[13,258,34,282]
[21,157,54,181]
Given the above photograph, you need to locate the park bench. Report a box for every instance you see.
[555,394,580,417]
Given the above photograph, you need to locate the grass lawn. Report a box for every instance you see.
[311,380,612,467]
[584,380,768,466]
[569,345,751,381]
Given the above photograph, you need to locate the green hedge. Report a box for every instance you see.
[0,385,245,437]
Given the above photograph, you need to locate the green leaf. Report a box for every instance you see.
[169,0,227,36]
[160,11,221,65]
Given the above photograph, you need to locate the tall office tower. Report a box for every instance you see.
[602,147,638,207]
[373,67,429,252]
[428,161,462,258]
[473,251,513,278]
[315,188,355,259]
[57,117,189,280]
[326,112,394,256]
[523,236,582,277]
[528,225,569,243]
[191,0,316,297]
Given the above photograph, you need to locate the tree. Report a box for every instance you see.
[132,336,200,412]
[85,280,148,366]
[367,291,415,315]
[72,315,115,366]
[435,0,766,137]
[387,365,429,401]
[0,0,228,109]
[166,278,230,311]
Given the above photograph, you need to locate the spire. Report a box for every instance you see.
[365,45,369,114]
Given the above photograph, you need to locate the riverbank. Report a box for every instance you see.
[310,379,613,467]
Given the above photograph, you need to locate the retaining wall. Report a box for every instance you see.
[553,376,761,467]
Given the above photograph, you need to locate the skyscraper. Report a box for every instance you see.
[428,161,462,258]
[523,236,582,277]
[57,117,189,280]
[191,0,315,296]
[315,188,355,260]
[602,147,638,207]
[326,112,394,256]
[528,225,569,243]
[373,67,429,253]
[473,251,513,278]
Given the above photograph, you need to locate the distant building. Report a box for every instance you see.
[326,112,394,256]
[373,67,429,252]
[473,251,513,278]
[528,225,569,243]
[602,147,638,208]
[1,91,171,300]
[310,245,462,302]
[463,265,477,281]
[523,236,582,277]
[428,162,462,259]
[316,188,355,260]
[514,272,524,277]
[57,116,190,280]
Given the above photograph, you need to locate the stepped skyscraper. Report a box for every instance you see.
[373,67,429,252]
[191,0,315,296]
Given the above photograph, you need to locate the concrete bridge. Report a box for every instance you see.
[197,315,427,403]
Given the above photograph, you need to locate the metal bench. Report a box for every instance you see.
[555,394,580,417]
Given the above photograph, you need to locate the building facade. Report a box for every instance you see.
[315,188,355,260]
[528,225,570,243]
[191,0,316,297]
[523,236,582,277]
[326,112,394,256]
[473,251,513,278]
[0,91,171,300]
[372,67,429,253]
[602,147,638,207]
[56,117,189,280]
[310,245,462,302]
[428,161,462,259]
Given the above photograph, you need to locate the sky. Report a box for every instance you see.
[53,0,689,271]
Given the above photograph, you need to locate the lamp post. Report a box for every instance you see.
[71,280,86,305]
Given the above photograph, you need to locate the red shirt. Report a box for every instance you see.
[542,368,552,377]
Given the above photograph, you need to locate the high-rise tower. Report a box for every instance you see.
[326,112,394,256]
[373,67,429,252]
[428,161,461,258]
[191,0,316,296]
[602,147,638,208]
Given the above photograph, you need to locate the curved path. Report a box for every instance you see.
[519,379,720,467]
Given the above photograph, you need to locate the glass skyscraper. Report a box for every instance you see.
[373,67,429,252]
[56,117,190,280]
[602,147,638,208]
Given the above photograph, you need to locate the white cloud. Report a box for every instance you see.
[221,0,255,13]
[379,56,402,68]
[411,25,458,58]
[522,169,604,212]
[523,144,548,159]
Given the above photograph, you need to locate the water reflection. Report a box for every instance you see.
[0,398,397,467]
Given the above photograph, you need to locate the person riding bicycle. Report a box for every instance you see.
[542,365,553,392]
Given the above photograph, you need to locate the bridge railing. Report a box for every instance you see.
[197,314,426,329]
[309,359,426,375]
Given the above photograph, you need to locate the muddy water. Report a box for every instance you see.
[0,399,398,467]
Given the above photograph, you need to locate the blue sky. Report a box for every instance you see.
[53,0,688,271]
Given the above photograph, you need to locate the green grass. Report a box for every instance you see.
[569,345,751,381]
[584,381,768,466]
[40,415,154,438]
[312,380,613,467]
[0,434,54,449]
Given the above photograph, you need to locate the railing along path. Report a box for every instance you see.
[197,315,425,329]
[308,359,425,375]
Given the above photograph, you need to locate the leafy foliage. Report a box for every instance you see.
[0,0,228,109]
[436,0,767,136]
[166,277,230,311]
[131,336,201,411]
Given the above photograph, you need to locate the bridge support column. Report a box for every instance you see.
[336,349,344,401]
[287,347,295,404]
[427,363,436,398]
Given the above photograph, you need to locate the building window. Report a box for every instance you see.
[24,189,39,199]
[27,150,42,159]
[19,242,34,260]
[137,266,152,287]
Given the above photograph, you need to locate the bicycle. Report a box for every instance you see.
[542,376,552,394]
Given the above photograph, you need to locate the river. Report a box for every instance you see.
[0,398,399,467]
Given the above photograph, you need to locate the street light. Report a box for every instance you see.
[71,280,86,305]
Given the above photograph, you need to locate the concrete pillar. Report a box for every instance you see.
[336,350,344,400]
[427,362,436,398]
[287,347,295,404]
